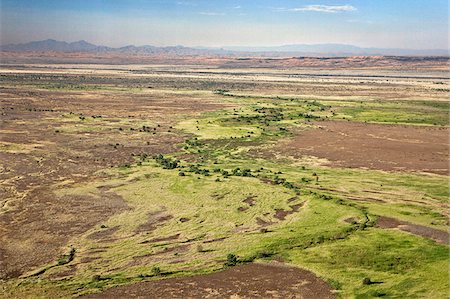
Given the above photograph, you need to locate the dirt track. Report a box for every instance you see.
[83,263,336,299]
[269,121,449,174]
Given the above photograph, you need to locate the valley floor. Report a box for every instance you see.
[0,57,448,298]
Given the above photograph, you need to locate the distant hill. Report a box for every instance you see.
[0,39,222,55]
[223,44,449,56]
[1,39,448,57]
[0,39,109,52]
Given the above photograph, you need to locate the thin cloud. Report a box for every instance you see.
[347,19,374,24]
[176,1,197,6]
[286,5,357,13]
[199,12,226,16]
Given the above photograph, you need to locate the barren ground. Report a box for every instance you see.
[261,121,449,174]
[82,263,336,299]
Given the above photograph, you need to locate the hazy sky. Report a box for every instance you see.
[1,0,448,49]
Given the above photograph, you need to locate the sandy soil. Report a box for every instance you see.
[82,263,336,299]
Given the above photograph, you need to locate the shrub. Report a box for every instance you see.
[362,277,372,285]
[225,253,238,266]
[241,169,252,177]
[57,247,76,265]
[154,154,179,169]
[152,266,161,276]
[232,168,241,176]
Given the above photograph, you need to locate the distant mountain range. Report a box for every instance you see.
[1,39,448,56]
[222,44,449,56]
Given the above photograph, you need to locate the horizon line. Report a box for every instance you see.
[1,39,448,51]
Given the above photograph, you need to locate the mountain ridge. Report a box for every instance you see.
[1,39,448,56]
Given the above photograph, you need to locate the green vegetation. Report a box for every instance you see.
[289,229,449,298]
[4,87,448,299]
[331,100,449,126]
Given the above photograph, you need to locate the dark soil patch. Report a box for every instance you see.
[291,203,303,212]
[135,211,173,233]
[0,190,128,279]
[287,197,298,203]
[203,237,228,244]
[80,257,100,263]
[256,217,274,227]
[377,216,449,245]
[87,226,120,241]
[274,203,304,220]
[344,217,359,224]
[237,207,248,212]
[243,195,256,206]
[82,262,336,299]
[274,209,289,220]
[140,234,181,244]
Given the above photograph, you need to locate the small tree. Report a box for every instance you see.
[225,253,238,266]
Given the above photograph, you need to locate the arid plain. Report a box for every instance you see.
[0,55,449,298]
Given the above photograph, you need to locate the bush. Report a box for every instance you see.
[362,277,372,285]
[241,169,252,177]
[232,168,241,176]
[225,253,238,266]
[154,154,179,169]
[152,266,161,276]
[57,247,76,265]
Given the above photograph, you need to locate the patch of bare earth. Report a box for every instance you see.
[377,216,449,245]
[274,203,304,221]
[82,263,336,299]
[263,121,449,174]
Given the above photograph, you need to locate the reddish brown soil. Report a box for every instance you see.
[274,203,304,220]
[0,190,128,279]
[377,216,449,245]
[266,121,449,174]
[83,263,336,299]
[135,211,173,233]
[203,237,229,244]
[2,52,448,72]
[256,217,274,227]
[243,195,257,206]
[87,226,120,241]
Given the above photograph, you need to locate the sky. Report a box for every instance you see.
[0,0,448,49]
